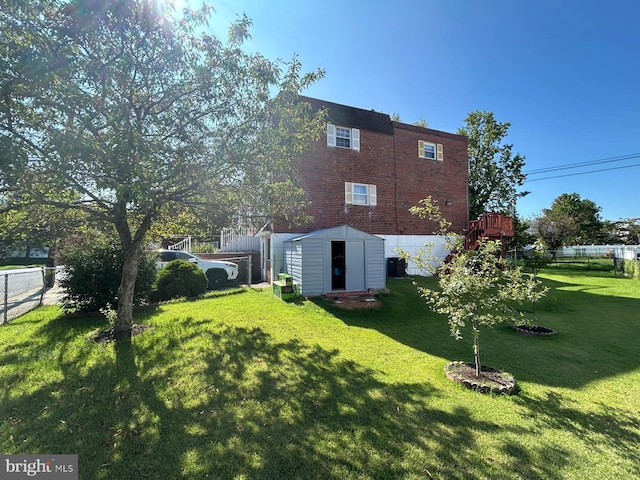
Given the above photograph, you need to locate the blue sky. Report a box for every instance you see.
[197,0,639,222]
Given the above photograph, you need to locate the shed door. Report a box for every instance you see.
[346,241,365,291]
[331,241,346,290]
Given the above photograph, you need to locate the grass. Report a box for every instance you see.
[0,267,639,479]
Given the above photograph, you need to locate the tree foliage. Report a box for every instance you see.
[388,113,429,128]
[600,217,639,245]
[531,213,576,254]
[1,0,325,333]
[420,240,546,376]
[506,213,536,250]
[405,197,547,377]
[458,111,528,219]
[0,195,87,260]
[542,193,602,245]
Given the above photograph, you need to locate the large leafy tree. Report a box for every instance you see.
[542,193,602,245]
[0,0,325,335]
[600,218,639,245]
[458,111,528,220]
[531,213,576,256]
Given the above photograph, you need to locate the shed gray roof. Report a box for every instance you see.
[299,96,394,135]
[285,225,385,243]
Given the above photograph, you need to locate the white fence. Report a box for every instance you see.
[558,245,640,260]
[220,227,260,252]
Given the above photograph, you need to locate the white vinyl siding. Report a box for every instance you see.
[345,182,377,206]
[327,124,360,151]
[365,239,386,289]
[418,140,444,161]
[282,226,386,295]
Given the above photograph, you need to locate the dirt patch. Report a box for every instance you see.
[328,296,382,310]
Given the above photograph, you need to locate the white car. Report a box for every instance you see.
[157,249,239,287]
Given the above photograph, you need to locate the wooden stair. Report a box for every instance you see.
[444,212,515,263]
[465,212,514,252]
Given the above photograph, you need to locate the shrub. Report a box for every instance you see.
[155,259,207,301]
[60,239,157,313]
[623,259,640,280]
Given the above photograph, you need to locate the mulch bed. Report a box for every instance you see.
[90,324,152,343]
[444,361,517,395]
[513,324,556,336]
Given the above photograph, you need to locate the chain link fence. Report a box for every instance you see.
[205,255,253,290]
[1,255,257,324]
[1,267,65,325]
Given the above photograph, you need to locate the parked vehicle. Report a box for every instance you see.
[156,249,239,288]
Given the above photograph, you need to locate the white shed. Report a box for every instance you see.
[282,225,386,296]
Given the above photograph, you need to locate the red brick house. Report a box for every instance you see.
[258,97,470,290]
[273,97,469,235]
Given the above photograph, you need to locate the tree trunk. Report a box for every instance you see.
[114,244,141,334]
[473,325,481,377]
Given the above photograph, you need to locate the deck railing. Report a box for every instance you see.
[464,213,514,251]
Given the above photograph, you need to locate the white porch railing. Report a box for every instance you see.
[168,236,192,252]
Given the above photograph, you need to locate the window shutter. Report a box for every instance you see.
[418,140,425,158]
[351,128,360,151]
[437,143,444,161]
[345,182,353,204]
[327,124,336,147]
[369,184,377,206]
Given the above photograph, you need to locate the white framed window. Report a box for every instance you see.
[353,183,368,204]
[345,182,377,206]
[327,124,360,151]
[418,140,443,161]
[336,127,351,148]
[423,142,436,159]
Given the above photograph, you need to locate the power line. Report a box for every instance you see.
[525,152,640,175]
[525,162,640,183]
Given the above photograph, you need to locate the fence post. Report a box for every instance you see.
[2,274,8,325]
[247,255,252,286]
[40,267,45,306]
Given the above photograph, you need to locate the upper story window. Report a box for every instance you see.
[345,182,377,206]
[418,140,443,161]
[335,127,351,148]
[423,142,436,159]
[327,124,360,151]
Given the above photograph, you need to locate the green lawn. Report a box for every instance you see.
[1,268,638,479]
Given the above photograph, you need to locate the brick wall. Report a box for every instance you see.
[392,123,469,234]
[274,122,468,235]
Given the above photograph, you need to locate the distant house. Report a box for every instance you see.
[257,97,470,294]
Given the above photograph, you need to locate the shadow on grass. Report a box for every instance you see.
[513,391,640,479]
[307,276,640,478]
[315,276,640,391]
[1,312,570,480]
